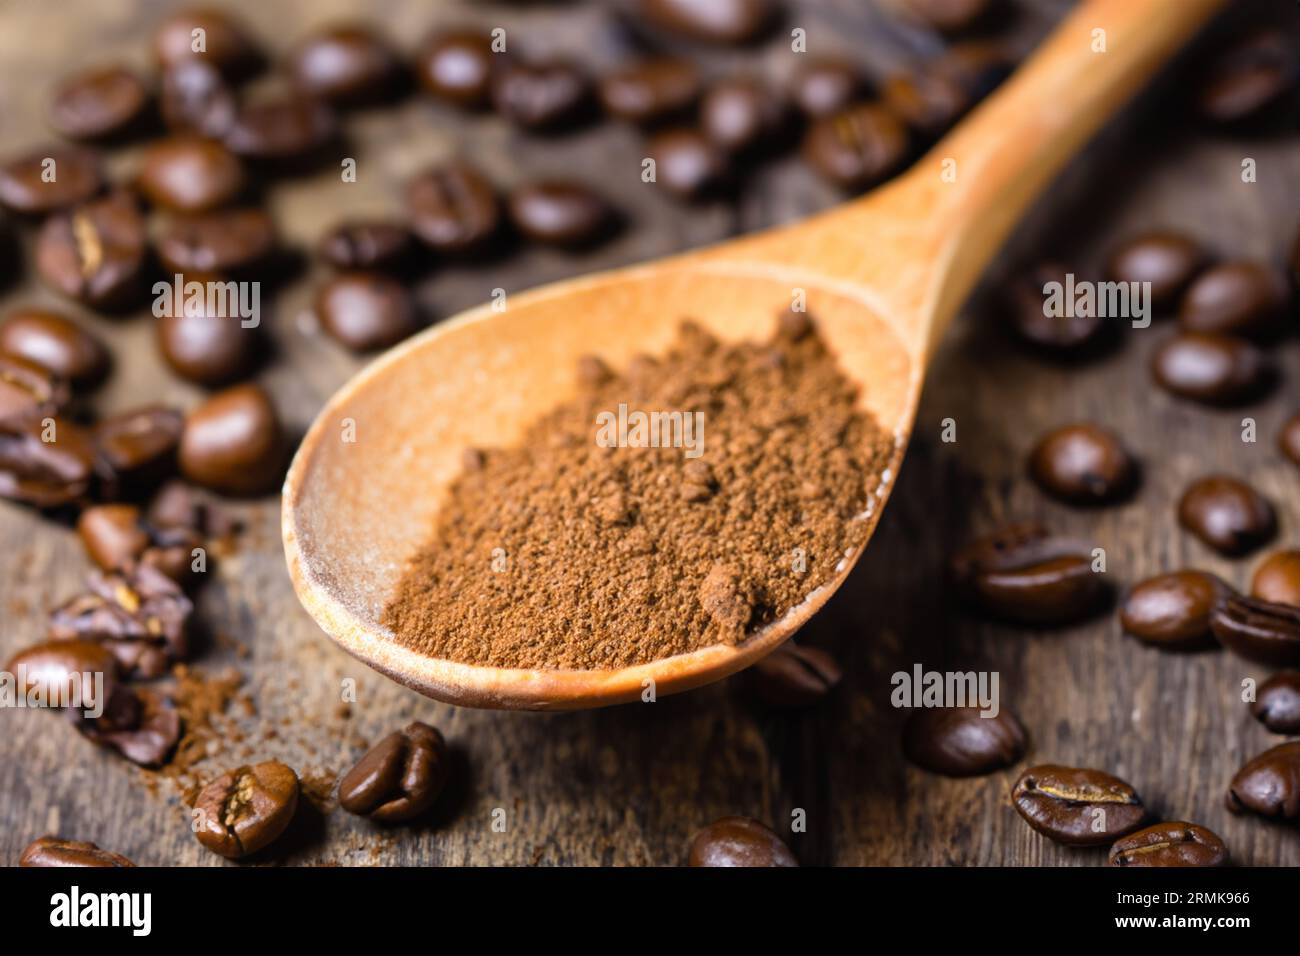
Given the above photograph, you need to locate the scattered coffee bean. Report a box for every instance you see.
[317,220,411,271]
[902,706,1026,776]
[1252,550,1300,607]
[1105,230,1205,310]
[884,42,1011,137]
[1280,413,1300,467]
[49,66,149,141]
[647,127,728,198]
[6,638,119,713]
[1011,765,1146,846]
[0,415,96,508]
[35,191,146,310]
[157,300,258,387]
[315,271,419,352]
[155,208,275,274]
[19,837,135,868]
[1198,29,1296,125]
[193,760,300,859]
[1252,671,1300,734]
[599,58,700,125]
[153,7,260,78]
[407,161,501,254]
[338,721,448,823]
[1225,741,1300,820]
[492,59,592,131]
[179,383,284,495]
[1150,331,1271,405]
[688,817,797,867]
[1120,570,1230,650]
[0,353,69,429]
[78,504,150,571]
[0,309,108,387]
[94,405,184,489]
[0,146,104,215]
[700,76,787,154]
[289,24,401,106]
[802,103,908,191]
[1177,474,1275,556]
[1210,593,1300,667]
[789,57,867,118]
[226,92,336,161]
[1028,422,1136,505]
[902,0,993,33]
[417,29,497,109]
[748,641,842,709]
[1108,821,1228,867]
[1004,261,1108,354]
[161,60,237,138]
[83,686,181,767]
[138,135,245,212]
[1178,261,1290,339]
[636,0,775,45]
[507,181,613,248]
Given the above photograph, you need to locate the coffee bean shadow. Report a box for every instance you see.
[406,745,474,834]
[239,794,327,865]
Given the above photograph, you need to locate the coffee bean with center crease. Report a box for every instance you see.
[1028,423,1136,505]
[903,0,993,34]
[0,309,109,387]
[1105,230,1205,310]
[0,416,96,508]
[492,60,592,131]
[1281,414,1300,467]
[1252,671,1300,734]
[318,221,411,271]
[748,642,842,709]
[1109,822,1228,867]
[789,57,868,118]
[35,191,146,311]
[153,7,261,79]
[1178,262,1290,339]
[1226,741,1300,820]
[1211,594,1300,667]
[157,298,258,387]
[647,128,729,199]
[0,353,70,429]
[635,0,776,45]
[49,66,150,141]
[1011,765,1146,846]
[1003,261,1108,354]
[289,24,401,106]
[94,405,184,491]
[315,272,419,352]
[700,76,788,155]
[179,383,284,495]
[407,162,501,254]
[902,706,1026,776]
[338,721,449,823]
[155,208,276,274]
[1151,331,1271,405]
[688,817,797,867]
[1120,570,1231,650]
[802,103,908,191]
[507,181,613,248]
[1252,550,1300,607]
[226,92,336,161]
[20,837,135,868]
[193,760,300,859]
[0,146,104,215]
[1198,29,1297,125]
[599,58,700,126]
[138,136,245,212]
[1177,475,1275,556]
[161,61,237,138]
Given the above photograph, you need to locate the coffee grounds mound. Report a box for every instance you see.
[382,312,894,670]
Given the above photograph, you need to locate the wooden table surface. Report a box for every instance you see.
[2,0,1298,866]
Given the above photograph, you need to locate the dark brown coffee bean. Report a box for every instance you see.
[903,0,993,32]
[1120,570,1231,650]
[289,24,401,106]
[317,220,411,271]
[1011,765,1146,846]
[1109,822,1227,867]
[902,706,1026,777]
[1028,423,1136,505]
[1198,29,1296,125]
[225,92,336,161]
[636,0,775,45]
[94,405,184,488]
[951,522,1108,625]
[138,136,245,213]
[0,146,103,216]
[179,383,284,495]
[789,57,867,118]
[35,191,146,311]
[0,309,108,387]
[153,7,260,78]
[1281,413,1300,467]
[161,61,237,138]
[19,837,135,868]
[315,272,419,352]
[338,721,448,823]
[600,58,700,125]
[417,29,497,109]
[884,42,1011,136]
[6,639,119,713]
[148,479,205,531]
[748,642,842,709]
[1179,261,1290,339]
[193,760,299,859]
[492,60,591,131]
[156,208,275,274]
[1252,550,1300,607]
[507,181,613,248]
[647,127,728,199]
[688,817,796,867]
[0,415,95,508]
[0,353,70,428]
[1253,671,1300,734]
[1150,331,1271,405]
[157,299,258,387]
[49,66,149,141]
[83,686,181,767]
[1003,261,1107,354]
[802,104,908,191]
[1226,741,1300,819]
[407,162,501,254]
[78,504,150,571]
[1177,475,1275,556]
[700,76,787,154]
[1211,594,1300,667]
[1105,231,1206,310]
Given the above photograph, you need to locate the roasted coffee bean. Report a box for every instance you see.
[95,405,184,488]
[193,760,300,859]
[1179,261,1290,339]
[148,479,205,531]
[85,686,181,767]
[700,76,787,154]
[35,191,146,310]
[155,208,275,274]
[951,522,1108,625]
[161,61,237,138]
[153,7,260,78]
[289,24,401,106]
[1198,29,1296,125]
[1004,261,1107,354]
[0,146,103,215]
[647,128,728,199]
[1011,765,1146,846]
[1105,230,1205,310]
[902,706,1026,777]
[903,0,993,33]
[179,383,284,496]
[78,504,150,571]
[1028,423,1136,505]
[315,272,419,352]
[600,58,699,126]
[1252,550,1300,607]
[1177,475,1275,556]
[1210,594,1300,667]
[507,181,613,248]
[1226,741,1300,819]
[789,57,867,118]
[492,60,591,131]
[157,301,258,387]
[883,42,1011,136]
[1252,671,1300,734]
[1281,413,1300,467]
[317,220,411,271]
[138,136,245,212]
[1109,822,1228,867]
[417,29,497,108]
[636,0,775,45]
[688,817,797,867]
[1150,331,1271,405]
[226,92,336,161]
[802,103,908,191]
[0,416,95,507]
[6,639,119,713]
[338,721,448,823]
[748,642,842,709]
[1120,570,1230,650]
[0,309,108,387]
[407,162,501,254]
[0,353,70,428]
[49,66,149,141]
[19,837,134,868]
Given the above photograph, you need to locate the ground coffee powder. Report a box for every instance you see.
[382,311,894,670]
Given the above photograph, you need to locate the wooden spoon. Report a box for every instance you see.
[283,0,1226,710]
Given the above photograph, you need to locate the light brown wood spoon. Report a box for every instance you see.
[284,0,1226,710]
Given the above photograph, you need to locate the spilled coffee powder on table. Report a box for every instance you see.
[382,312,894,670]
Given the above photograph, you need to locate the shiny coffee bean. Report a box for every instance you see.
[155,208,275,274]
[492,60,591,131]
[1004,261,1107,354]
[338,721,448,823]
[636,0,775,45]
[179,383,284,496]
[1011,765,1146,846]
[49,66,149,141]
[599,58,700,125]
[0,353,68,430]
[802,103,908,191]
[1253,671,1300,734]
[157,296,257,387]
[1210,594,1300,667]
[951,522,1108,625]
[688,817,797,867]
[1105,230,1205,310]
[902,706,1026,777]
[19,837,135,868]
[1150,331,1271,405]
[0,309,108,387]
[507,181,613,248]
[647,127,728,199]
[315,272,419,352]
[700,76,787,154]
[161,61,237,138]
[407,162,501,254]
[1198,29,1296,125]
[1177,475,1275,556]
[193,760,300,859]
[138,136,245,212]
[748,642,842,709]
[1281,413,1300,467]
[1252,550,1300,607]
[225,92,336,161]
[78,504,150,571]
[1120,570,1231,650]
[417,30,497,109]
[153,7,260,78]
[317,220,411,271]
[289,24,401,106]
[0,146,104,215]
[6,639,119,712]
[1179,261,1289,339]
[94,405,184,488]
[903,0,993,33]
[1028,423,1136,505]
[789,57,867,118]
[1109,822,1227,867]
[884,42,1011,137]
[1225,741,1300,820]
[35,191,146,310]
[0,415,95,507]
